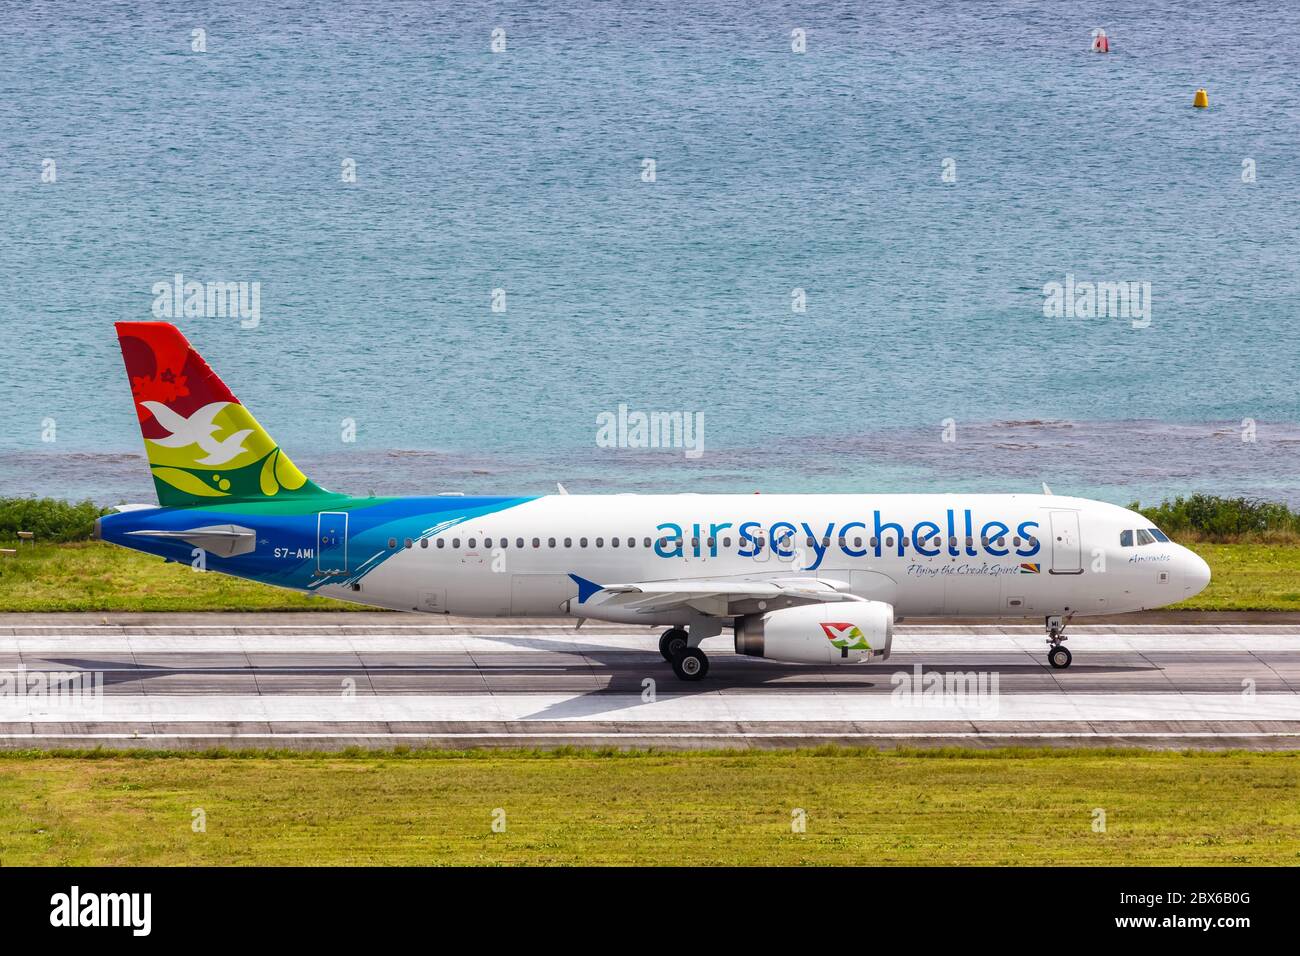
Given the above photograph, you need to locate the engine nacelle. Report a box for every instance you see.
[734,602,893,664]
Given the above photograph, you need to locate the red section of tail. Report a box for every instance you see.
[114,322,239,437]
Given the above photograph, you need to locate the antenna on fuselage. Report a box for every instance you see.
[1042,482,1054,495]
[556,482,569,495]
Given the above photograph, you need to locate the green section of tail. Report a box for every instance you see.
[148,445,333,508]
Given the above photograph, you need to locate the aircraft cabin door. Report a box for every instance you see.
[317,511,349,575]
[1048,510,1082,574]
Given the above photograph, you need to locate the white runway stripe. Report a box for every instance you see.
[3,732,1300,742]
[4,629,1299,654]
[4,692,1300,723]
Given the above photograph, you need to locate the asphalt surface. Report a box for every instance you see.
[1,612,1298,750]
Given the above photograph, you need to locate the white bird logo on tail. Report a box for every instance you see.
[142,401,253,466]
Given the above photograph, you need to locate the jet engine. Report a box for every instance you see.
[734,601,893,664]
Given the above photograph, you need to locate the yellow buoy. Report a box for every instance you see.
[1193,88,1209,108]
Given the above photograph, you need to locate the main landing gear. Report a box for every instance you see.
[658,627,688,661]
[659,627,710,681]
[1046,613,1074,669]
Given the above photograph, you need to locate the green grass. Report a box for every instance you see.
[2,540,1299,612]
[0,541,352,612]
[0,748,1296,865]
[1176,543,1300,611]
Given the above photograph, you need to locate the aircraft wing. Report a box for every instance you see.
[571,574,861,617]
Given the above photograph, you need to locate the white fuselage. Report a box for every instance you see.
[318,493,1210,624]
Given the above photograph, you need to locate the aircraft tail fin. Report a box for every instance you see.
[114,322,332,507]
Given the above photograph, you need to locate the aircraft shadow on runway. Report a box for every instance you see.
[456,634,1171,721]
[35,643,1171,725]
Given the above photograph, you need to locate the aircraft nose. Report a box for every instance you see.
[1183,549,1211,597]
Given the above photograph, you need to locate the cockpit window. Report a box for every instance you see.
[1148,528,1170,543]
[1135,529,1156,545]
[1119,530,1134,547]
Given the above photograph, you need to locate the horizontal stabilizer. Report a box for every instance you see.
[125,524,257,558]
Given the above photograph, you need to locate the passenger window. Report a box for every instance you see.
[965,536,973,549]
[564,537,572,548]
[870,537,879,548]
[388,537,397,549]
[436,539,445,549]
[420,538,428,549]
[468,538,477,549]
[612,537,620,548]
[532,537,540,548]
[1135,529,1155,546]
[996,537,1005,548]
[1012,536,1020,547]
[901,537,909,548]
[854,537,862,548]
[580,537,589,548]
[484,538,492,548]
[1120,530,1134,547]
[885,537,894,548]
[516,538,524,549]
[404,538,413,549]
[723,537,731,548]
[691,537,699,549]
[644,537,652,548]
[452,538,461,549]
[548,537,556,548]
[949,536,957,549]
[707,537,715,549]
[627,537,635,548]
[1149,528,1170,543]
[595,537,604,548]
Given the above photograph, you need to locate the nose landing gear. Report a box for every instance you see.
[1046,613,1074,669]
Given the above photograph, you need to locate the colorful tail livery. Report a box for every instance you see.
[115,322,330,506]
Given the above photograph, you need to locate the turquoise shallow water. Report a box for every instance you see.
[1,1,1298,504]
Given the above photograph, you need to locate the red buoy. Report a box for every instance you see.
[1091,31,1110,53]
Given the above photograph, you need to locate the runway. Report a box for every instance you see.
[2,613,1299,750]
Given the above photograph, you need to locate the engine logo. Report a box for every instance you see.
[820,622,871,651]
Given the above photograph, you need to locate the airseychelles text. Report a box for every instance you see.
[653,509,1040,571]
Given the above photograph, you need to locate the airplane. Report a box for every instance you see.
[96,322,1212,680]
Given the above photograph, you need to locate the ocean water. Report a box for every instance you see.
[2,0,1298,505]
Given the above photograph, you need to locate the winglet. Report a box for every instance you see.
[567,573,604,604]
